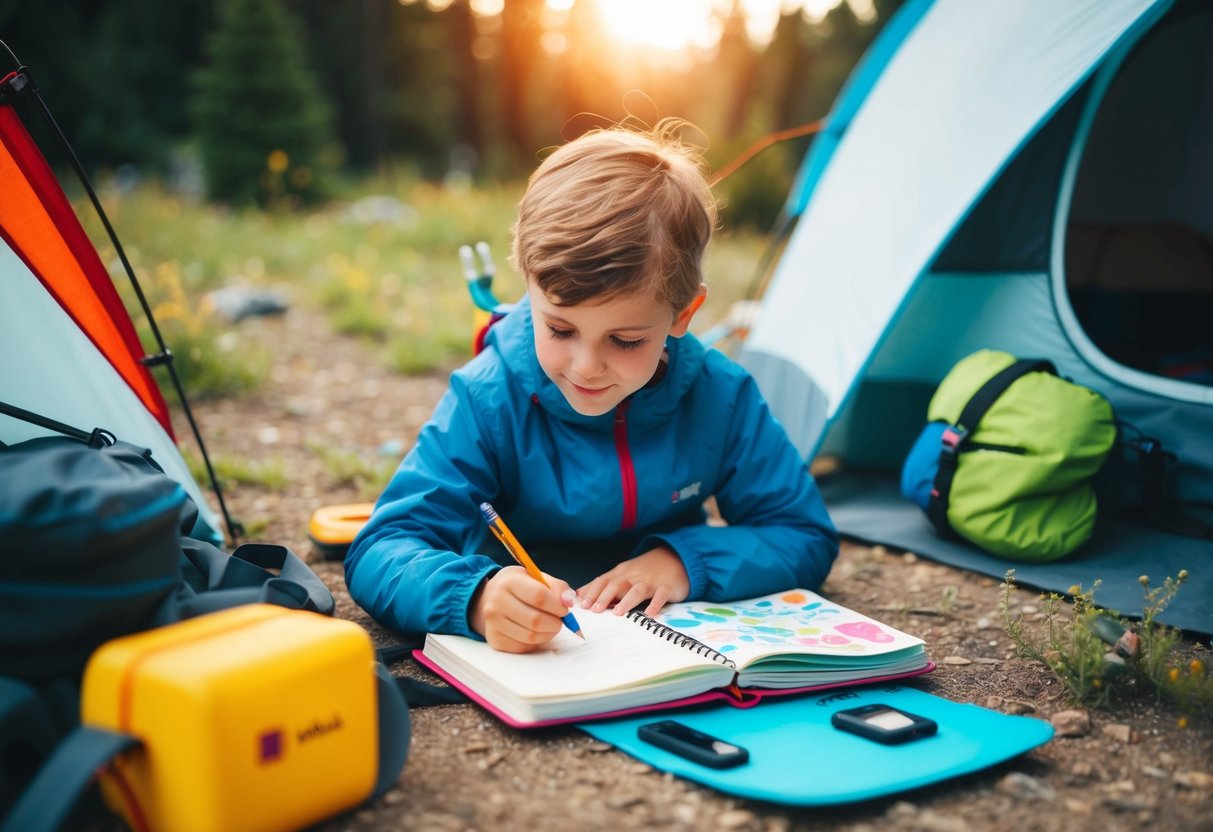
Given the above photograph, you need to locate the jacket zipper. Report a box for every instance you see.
[613,398,638,530]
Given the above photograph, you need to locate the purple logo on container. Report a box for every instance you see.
[258,729,284,764]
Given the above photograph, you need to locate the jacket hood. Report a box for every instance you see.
[483,295,707,433]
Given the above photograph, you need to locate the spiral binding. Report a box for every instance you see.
[626,610,736,668]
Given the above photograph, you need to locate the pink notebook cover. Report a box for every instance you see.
[412,649,937,730]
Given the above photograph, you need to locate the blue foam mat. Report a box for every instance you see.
[579,685,1053,806]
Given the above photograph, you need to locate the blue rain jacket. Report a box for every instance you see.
[345,297,838,638]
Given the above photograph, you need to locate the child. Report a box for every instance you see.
[346,122,838,653]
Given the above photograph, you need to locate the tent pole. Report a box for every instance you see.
[6,60,242,547]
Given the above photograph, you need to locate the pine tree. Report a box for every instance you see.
[192,0,334,206]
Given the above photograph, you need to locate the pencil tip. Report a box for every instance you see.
[576,631,587,640]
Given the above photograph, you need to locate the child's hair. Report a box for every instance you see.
[511,120,717,311]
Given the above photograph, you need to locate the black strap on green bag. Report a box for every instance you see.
[926,359,1055,538]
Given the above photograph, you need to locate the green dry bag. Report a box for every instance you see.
[909,350,1118,562]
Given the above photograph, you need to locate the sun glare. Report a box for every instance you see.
[539,0,872,53]
[590,0,722,52]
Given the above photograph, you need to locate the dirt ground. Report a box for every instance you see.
[185,307,1212,832]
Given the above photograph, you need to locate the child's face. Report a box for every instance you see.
[529,283,704,417]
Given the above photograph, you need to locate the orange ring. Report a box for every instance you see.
[308,503,374,545]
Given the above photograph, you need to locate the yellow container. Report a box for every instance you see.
[82,605,379,832]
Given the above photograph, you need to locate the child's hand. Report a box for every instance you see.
[470,566,576,653]
[577,546,690,617]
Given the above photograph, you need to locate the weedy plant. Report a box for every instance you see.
[306,440,397,500]
[1000,569,1211,725]
[181,445,289,492]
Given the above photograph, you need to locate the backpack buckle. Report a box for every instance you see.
[940,425,968,457]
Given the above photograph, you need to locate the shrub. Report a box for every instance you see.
[192,0,334,207]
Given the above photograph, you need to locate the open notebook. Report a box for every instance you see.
[415,589,934,728]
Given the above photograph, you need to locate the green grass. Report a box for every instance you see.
[181,445,289,492]
[76,173,774,398]
[307,440,398,500]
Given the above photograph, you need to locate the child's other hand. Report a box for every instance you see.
[577,546,690,617]
[470,566,576,653]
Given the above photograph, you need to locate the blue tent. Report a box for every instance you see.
[740,0,1213,633]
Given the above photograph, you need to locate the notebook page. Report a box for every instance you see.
[657,589,925,671]
[422,607,729,702]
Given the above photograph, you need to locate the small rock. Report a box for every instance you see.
[975,616,992,629]
[973,657,1001,665]
[606,794,644,810]
[672,804,697,824]
[1101,723,1135,743]
[1071,761,1094,779]
[887,801,919,819]
[1158,752,1178,768]
[1104,794,1154,813]
[1174,770,1213,790]
[1103,652,1127,675]
[984,695,1005,710]
[1063,798,1093,815]
[584,741,614,753]
[902,551,917,563]
[205,284,290,322]
[914,810,967,832]
[378,438,405,457]
[476,749,508,770]
[1142,766,1168,779]
[942,656,972,666]
[1003,700,1036,715]
[996,771,1055,801]
[1051,709,1091,737]
[717,808,757,829]
[1114,629,1141,659]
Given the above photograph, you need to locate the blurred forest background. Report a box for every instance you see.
[2,0,900,225]
[3,0,902,509]
[1,0,901,420]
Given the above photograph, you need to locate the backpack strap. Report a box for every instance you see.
[0,726,139,832]
[0,400,115,448]
[376,644,469,707]
[927,359,1056,537]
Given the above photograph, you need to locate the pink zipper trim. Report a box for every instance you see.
[613,399,638,530]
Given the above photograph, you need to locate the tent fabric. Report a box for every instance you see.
[0,96,171,433]
[1,72,222,545]
[740,0,1165,457]
[737,0,1213,633]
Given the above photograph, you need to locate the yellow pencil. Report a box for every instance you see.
[479,501,585,640]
